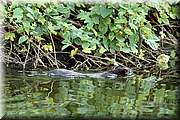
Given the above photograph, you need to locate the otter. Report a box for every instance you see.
[48,67,133,79]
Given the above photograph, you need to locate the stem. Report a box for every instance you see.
[50,33,59,69]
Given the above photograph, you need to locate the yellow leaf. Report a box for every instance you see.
[48,45,53,52]
[42,44,53,52]
[70,48,78,57]
[157,54,170,64]
[82,48,92,53]
[91,28,97,37]
[156,54,170,70]
[99,46,106,54]
[42,45,48,51]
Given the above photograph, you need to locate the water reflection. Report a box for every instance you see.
[4,73,177,119]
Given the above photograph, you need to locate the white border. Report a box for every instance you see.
[0,0,179,119]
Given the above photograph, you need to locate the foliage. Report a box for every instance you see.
[2,1,178,69]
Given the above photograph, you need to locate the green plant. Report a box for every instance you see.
[3,2,178,70]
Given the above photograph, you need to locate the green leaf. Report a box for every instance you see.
[91,28,98,37]
[82,42,90,49]
[115,17,127,24]
[109,32,115,41]
[145,35,160,50]
[61,44,71,50]
[103,39,109,50]
[22,21,31,33]
[170,50,176,59]
[157,54,170,64]
[34,36,44,41]
[124,28,133,35]
[13,7,23,21]
[26,13,34,20]
[129,22,138,32]
[121,43,131,53]
[48,22,57,35]
[99,46,107,54]
[18,35,28,44]
[91,15,99,24]
[99,5,112,18]
[86,21,94,29]
[38,16,46,25]
[91,44,97,50]
[78,10,90,20]
[159,13,169,24]
[99,22,108,35]
[57,4,70,14]
[26,6,34,17]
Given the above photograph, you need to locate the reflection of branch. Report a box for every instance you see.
[47,81,54,98]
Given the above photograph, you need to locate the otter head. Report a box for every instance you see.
[109,67,133,76]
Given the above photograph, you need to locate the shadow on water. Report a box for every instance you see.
[3,71,178,119]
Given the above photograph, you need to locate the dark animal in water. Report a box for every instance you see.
[48,67,133,79]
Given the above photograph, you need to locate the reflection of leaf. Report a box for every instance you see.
[46,97,54,105]
[77,107,88,114]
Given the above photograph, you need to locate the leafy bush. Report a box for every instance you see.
[3,1,178,69]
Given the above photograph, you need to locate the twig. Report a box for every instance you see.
[117,52,137,66]
[50,33,59,69]
[23,41,31,72]
[31,41,56,67]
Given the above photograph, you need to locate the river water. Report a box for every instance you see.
[3,71,178,119]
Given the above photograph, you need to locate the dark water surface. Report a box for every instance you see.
[4,71,178,119]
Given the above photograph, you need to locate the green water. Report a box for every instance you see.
[4,71,178,119]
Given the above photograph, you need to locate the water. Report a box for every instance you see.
[3,71,178,119]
